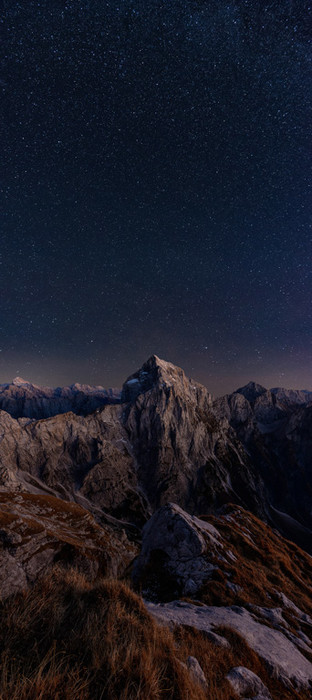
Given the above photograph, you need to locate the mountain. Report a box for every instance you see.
[271,386,312,408]
[0,356,266,531]
[0,377,120,419]
[213,383,312,550]
[0,355,311,551]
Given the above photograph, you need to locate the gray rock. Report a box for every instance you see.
[146,600,312,689]
[201,630,230,648]
[186,656,207,688]
[0,377,121,419]
[123,356,265,519]
[133,503,221,597]
[226,666,272,698]
[0,491,138,598]
[0,355,311,554]
[213,381,312,551]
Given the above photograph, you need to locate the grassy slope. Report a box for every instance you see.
[0,566,309,700]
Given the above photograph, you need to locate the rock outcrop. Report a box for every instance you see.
[133,503,222,598]
[0,491,137,598]
[147,599,312,690]
[135,502,312,691]
[226,666,272,699]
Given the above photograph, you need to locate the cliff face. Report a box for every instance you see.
[213,384,312,547]
[0,404,149,526]
[122,356,266,517]
[0,357,266,529]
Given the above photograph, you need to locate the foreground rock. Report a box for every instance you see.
[146,599,312,690]
[135,502,312,691]
[133,503,222,598]
[186,656,207,689]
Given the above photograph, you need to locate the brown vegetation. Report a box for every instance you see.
[200,504,312,627]
[0,566,308,700]
[0,567,209,700]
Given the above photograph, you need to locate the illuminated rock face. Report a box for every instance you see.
[133,503,221,598]
[122,355,265,518]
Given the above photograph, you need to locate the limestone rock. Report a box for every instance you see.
[123,355,266,518]
[146,600,312,690]
[0,491,137,598]
[0,378,120,419]
[226,666,272,699]
[186,656,207,689]
[0,355,311,553]
[213,384,312,551]
[133,503,221,598]
[0,405,148,525]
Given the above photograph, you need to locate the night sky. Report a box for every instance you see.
[2,1,312,394]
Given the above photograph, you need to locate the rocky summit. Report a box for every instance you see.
[0,356,311,699]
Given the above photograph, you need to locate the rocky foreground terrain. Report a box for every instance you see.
[0,356,311,698]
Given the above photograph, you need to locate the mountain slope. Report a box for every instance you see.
[213,385,312,549]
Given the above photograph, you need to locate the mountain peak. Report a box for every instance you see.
[121,355,209,403]
[235,381,267,403]
[12,377,32,387]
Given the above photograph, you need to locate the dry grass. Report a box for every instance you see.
[0,503,311,699]
[173,624,309,700]
[199,505,312,622]
[0,567,209,700]
[0,565,309,699]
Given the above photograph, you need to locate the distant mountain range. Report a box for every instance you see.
[0,370,311,420]
[0,376,121,419]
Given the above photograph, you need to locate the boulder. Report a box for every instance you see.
[133,503,221,599]
[226,666,272,698]
[186,656,207,689]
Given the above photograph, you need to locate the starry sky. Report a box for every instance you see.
[2,0,312,394]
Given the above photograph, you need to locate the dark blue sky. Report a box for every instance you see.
[1,1,312,393]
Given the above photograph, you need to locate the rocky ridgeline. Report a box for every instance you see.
[213,381,312,550]
[0,377,120,419]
